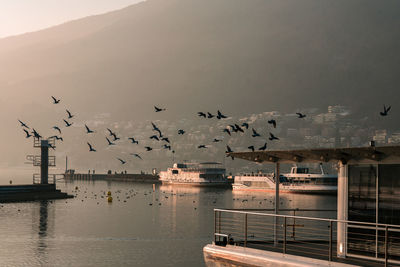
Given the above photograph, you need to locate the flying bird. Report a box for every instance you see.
[106,137,115,146]
[145,146,153,151]
[216,110,227,119]
[66,110,74,119]
[229,125,238,133]
[178,129,185,135]
[128,137,139,144]
[85,124,94,134]
[63,119,73,127]
[53,126,62,134]
[234,124,244,133]
[163,144,171,150]
[197,112,206,118]
[161,137,170,143]
[269,133,279,141]
[51,96,60,104]
[259,142,267,151]
[241,122,249,129]
[18,120,29,129]
[107,128,115,136]
[131,153,142,160]
[50,135,63,142]
[268,119,277,128]
[225,145,234,160]
[87,142,96,152]
[150,135,160,141]
[31,129,42,139]
[251,128,261,137]
[111,133,120,141]
[117,158,126,164]
[207,112,215,118]
[23,129,32,138]
[248,145,255,152]
[48,143,56,150]
[380,105,391,116]
[296,112,306,118]
[223,128,231,136]
[198,145,207,149]
[154,106,166,112]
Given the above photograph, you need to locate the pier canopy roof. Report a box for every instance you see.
[228,145,400,164]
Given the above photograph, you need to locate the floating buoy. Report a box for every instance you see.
[107,191,112,196]
[107,196,113,202]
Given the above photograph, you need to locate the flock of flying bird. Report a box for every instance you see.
[17,96,392,166]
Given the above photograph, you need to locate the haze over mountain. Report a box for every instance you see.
[1,0,399,172]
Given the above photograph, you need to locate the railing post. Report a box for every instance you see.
[329,220,333,261]
[244,213,248,247]
[283,216,287,254]
[214,210,217,244]
[385,225,388,267]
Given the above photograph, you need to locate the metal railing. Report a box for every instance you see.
[32,174,61,184]
[214,209,400,266]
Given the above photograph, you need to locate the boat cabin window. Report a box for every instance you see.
[292,167,309,174]
[172,170,179,174]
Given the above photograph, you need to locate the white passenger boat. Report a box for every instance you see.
[232,166,337,194]
[159,162,231,187]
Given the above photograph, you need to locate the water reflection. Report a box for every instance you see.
[34,200,51,262]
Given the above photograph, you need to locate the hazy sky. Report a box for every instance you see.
[0,0,144,38]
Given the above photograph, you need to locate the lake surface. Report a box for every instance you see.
[0,180,337,266]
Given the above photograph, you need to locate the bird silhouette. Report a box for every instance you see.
[106,137,115,146]
[207,112,215,118]
[111,133,120,141]
[241,122,249,129]
[50,135,63,142]
[296,112,306,118]
[150,135,160,141]
[151,122,162,137]
[197,112,206,118]
[163,144,172,150]
[145,146,153,151]
[48,143,56,150]
[268,119,277,128]
[217,110,227,119]
[85,124,94,134]
[51,96,60,104]
[18,120,29,129]
[178,129,185,135]
[161,137,170,143]
[23,129,32,138]
[154,106,166,112]
[63,119,72,127]
[248,145,255,152]
[128,137,139,144]
[66,110,74,119]
[53,126,62,134]
[259,142,267,150]
[223,128,231,136]
[107,128,115,136]
[380,105,391,116]
[234,124,244,133]
[198,145,207,149]
[117,158,126,164]
[31,129,42,139]
[225,145,234,160]
[131,153,142,160]
[87,142,96,152]
[213,138,221,142]
[251,128,261,137]
[229,125,238,133]
[269,133,279,141]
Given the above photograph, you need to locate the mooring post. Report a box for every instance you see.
[41,140,49,184]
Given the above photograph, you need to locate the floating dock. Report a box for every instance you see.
[0,184,73,202]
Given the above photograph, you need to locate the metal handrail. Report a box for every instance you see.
[214,208,400,266]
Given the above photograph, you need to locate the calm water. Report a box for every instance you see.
[0,180,337,266]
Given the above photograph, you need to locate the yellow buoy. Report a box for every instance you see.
[107,191,112,196]
[107,196,113,202]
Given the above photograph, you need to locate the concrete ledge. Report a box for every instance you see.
[0,184,73,202]
[203,244,360,267]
